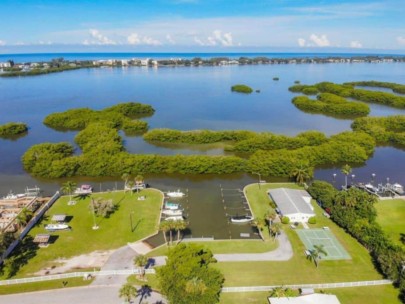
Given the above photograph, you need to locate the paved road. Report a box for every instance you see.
[0,285,166,304]
[92,245,137,286]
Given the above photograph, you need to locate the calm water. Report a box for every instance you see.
[0,61,404,239]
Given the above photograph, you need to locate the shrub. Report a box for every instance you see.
[308,216,317,224]
[281,217,290,224]
[0,122,28,136]
[231,84,253,94]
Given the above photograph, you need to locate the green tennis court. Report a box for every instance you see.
[296,228,351,260]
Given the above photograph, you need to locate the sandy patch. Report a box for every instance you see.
[35,250,114,276]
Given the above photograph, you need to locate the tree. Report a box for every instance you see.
[119,283,138,303]
[290,161,313,185]
[61,181,77,204]
[91,198,116,218]
[253,217,266,232]
[307,244,328,268]
[265,209,277,227]
[121,173,131,190]
[159,221,170,245]
[174,220,188,244]
[341,164,352,189]
[165,219,177,245]
[0,232,16,253]
[134,254,148,280]
[15,208,33,229]
[270,223,282,242]
[134,174,144,192]
[157,243,224,304]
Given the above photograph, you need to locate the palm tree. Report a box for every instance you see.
[185,277,207,295]
[341,164,352,189]
[121,173,131,190]
[61,181,77,204]
[119,283,138,303]
[174,220,187,244]
[290,162,313,186]
[15,208,33,229]
[266,209,277,227]
[165,219,177,245]
[134,174,144,192]
[253,217,266,231]
[270,223,282,242]
[307,244,328,268]
[159,221,170,245]
[134,254,148,280]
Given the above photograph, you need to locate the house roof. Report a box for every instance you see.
[268,188,314,216]
[268,293,340,304]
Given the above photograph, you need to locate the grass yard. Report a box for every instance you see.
[2,189,163,278]
[0,277,93,295]
[220,292,269,304]
[328,284,401,304]
[375,199,405,247]
[148,239,278,257]
[214,183,385,287]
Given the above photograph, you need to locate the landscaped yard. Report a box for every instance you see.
[375,199,405,247]
[148,239,279,257]
[2,189,163,278]
[214,183,393,292]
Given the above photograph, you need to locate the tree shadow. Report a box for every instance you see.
[137,284,152,304]
[132,218,143,233]
[3,235,39,278]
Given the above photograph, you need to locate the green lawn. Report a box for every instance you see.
[148,239,278,257]
[375,199,405,247]
[214,183,385,287]
[219,284,401,304]
[0,277,93,295]
[3,189,163,278]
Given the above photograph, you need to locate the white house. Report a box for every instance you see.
[268,188,315,223]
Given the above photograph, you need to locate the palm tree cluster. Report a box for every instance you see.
[159,220,188,245]
[61,181,77,204]
[306,244,328,268]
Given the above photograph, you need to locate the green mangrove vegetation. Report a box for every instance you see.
[0,122,28,137]
[289,81,405,108]
[292,93,370,117]
[231,84,253,94]
[344,81,405,94]
[0,65,81,77]
[43,102,154,135]
[351,115,405,146]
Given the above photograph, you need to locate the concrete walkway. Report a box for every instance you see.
[151,231,293,265]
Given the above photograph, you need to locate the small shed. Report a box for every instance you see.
[33,234,51,247]
[51,214,67,222]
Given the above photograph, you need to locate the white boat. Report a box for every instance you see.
[392,183,404,195]
[74,185,93,195]
[45,223,69,231]
[125,183,146,191]
[364,183,378,193]
[165,202,180,210]
[165,216,184,221]
[231,215,253,223]
[167,190,185,198]
[162,209,183,216]
[2,192,25,200]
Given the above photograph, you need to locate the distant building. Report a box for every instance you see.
[0,62,11,68]
[268,188,315,223]
[268,293,340,304]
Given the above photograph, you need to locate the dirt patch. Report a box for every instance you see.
[35,250,114,275]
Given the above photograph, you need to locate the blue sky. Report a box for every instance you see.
[0,0,404,53]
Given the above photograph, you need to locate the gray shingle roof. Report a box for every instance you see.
[268,188,314,215]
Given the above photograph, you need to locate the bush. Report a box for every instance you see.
[308,216,317,224]
[0,122,28,136]
[281,217,290,224]
[231,84,253,94]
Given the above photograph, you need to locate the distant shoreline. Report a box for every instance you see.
[1,54,404,78]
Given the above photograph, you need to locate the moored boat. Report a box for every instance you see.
[165,202,180,210]
[231,215,253,223]
[167,190,185,198]
[392,183,404,195]
[165,216,184,221]
[162,209,183,216]
[74,184,93,195]
[45,223,70,231]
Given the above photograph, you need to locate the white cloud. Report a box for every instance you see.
[194,30,235,47]
[166,34,176,44]
[0,40,5,46]
[83,29,116,45]
[350,40,362,48]
[297,38,306,47]
[127,33,161,45]
[309,34,330,47]
[397,36,405,45]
